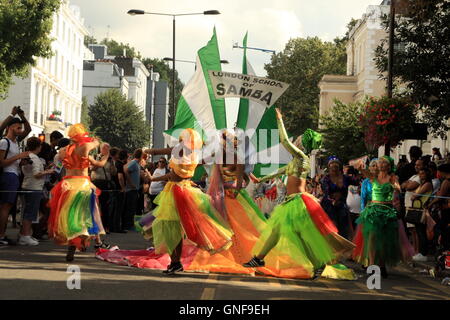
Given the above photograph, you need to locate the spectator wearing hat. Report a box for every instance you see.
[19,137,55,245]
[0,115,33,246]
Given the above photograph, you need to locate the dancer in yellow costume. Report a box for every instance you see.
[144,128,233,274]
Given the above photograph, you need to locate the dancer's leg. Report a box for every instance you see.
[256,229,280,259]
[164,240,184,274]
[244,229,279,267]
[170,240,183,263]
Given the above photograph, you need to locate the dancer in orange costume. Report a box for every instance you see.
[48,124,110,261]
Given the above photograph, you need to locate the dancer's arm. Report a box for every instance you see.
[276,108,308,160]
[390,174,401,192]
[259,165,287,183]
[16,107,31,142]
[150,172,171,182]
[144,148,173,156]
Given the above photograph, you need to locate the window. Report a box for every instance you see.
[34,82,39,124]
[66,61,70,87]
[62,21,66,42]
[40,85,45,125]
[55,51,59,78]
[78,69,81,92]
[72,65,75,90]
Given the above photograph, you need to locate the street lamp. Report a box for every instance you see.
[127,9,221,125]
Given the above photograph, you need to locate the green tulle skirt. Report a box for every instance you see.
[252,194,336,273]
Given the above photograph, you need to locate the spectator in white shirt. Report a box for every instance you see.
[148,157,169,210]
[402,158,426,209]
[19,137,54,245]
[0,116,32,246]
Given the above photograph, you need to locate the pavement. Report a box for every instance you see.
[1,226,450,300]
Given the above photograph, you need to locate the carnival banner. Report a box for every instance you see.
[208,70,289,107]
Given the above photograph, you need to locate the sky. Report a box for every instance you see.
[70,0,382,126]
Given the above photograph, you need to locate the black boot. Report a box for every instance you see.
[243,256,265,267]
[66,246,76,262]
[163,261,184,274]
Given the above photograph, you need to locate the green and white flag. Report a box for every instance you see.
[164,28,226,146]
[235,32,292,177]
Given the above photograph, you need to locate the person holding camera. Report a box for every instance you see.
[19,137,55,245]
[0,112,32,246]
[0,106,31,138]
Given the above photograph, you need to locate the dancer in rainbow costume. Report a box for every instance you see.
[140,128,233,274]
[243,108,356,279]
[48,124,109,261]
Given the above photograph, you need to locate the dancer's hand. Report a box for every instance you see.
[275,108,282,119]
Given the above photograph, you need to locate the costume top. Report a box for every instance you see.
[260,115,310,182]
[63,144,90,170]
[371,179,394,202]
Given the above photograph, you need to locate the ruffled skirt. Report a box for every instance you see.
[48,176,104,249]
[149,181,233,255]
[251,193,355,278]
[352,203,414,266]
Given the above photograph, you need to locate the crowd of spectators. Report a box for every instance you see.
[0,107,169,246]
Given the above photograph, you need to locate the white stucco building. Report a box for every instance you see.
[113,56,150,117]
[82,45,149,118]
[83,58,129,106]
[0,0,89,139]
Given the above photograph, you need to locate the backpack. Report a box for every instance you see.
[0,137,11,175]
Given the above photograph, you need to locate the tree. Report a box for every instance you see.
[84,35,97,47]
[374,0,450,137]
[265,37,347,137]
[100,38,142,59]
[80,96,90,130]
[89,89,151,152]
[0,0,60,98]
[319,99,368,163]
[142,58,184,128]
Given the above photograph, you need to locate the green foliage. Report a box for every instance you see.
[142,58,183,128]
[80,96,90,130]
[264,37,347,137]
[89,89,151,152]
[84,35,97,47]
[319,99,367,163]
[0,0,60,98]
[374,0,450,137]
[100,38,142,59]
